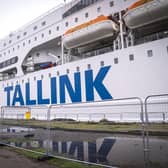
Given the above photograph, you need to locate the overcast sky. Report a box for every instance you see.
[0,0,72,39]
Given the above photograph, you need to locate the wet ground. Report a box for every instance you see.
[0,126,168,168]
[0,147,57,168]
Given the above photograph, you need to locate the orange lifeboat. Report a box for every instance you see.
[63,15,119,49]
[123,0,168,29]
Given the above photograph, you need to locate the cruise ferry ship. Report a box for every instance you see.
[0,0,168,108]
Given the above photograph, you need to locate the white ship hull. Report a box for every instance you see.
[0,37,168,106]
[0,0,168,121]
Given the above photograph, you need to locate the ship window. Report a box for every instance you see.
[49,30,52,34]
[100,61,104,66]
[87,64,91,69]
[114,58,118,64]
[4,52,6,56]
[76,66,80,71]
[28,40,31,44]
[23,42,25,47]
[3,43,6,47]
[75,17,78,23]
[8,50,10,54]
[23,32,27,36]
[85,12,89,18]
[65,22,69,27]
[129,54,134,61]
[0,56,18,69]
[66,69,70,74]
[110,1,114,7]
[147,50,153,57]
[13,48,15,51]
[7,60,10,66]
[41,33,44,38]
[9,40,12,44]
[33,26,37,30]
[57,71,59,76]
[17,45,20,49]
[56,26,59,31]
[41,21,46,26]
[17,35,20,39]
[0,54,2,57]
[97,7,101,13]
[34,37,37,41]
[36,53,40,57]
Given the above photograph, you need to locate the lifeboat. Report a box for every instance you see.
[63,15,119,49]
[123,0,168,29]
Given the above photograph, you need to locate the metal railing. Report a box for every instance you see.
[0,95,168,168]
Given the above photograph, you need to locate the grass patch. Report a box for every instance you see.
[1,119,168,134]
[2,146,101,168]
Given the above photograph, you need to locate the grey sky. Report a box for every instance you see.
[0,0,72,39]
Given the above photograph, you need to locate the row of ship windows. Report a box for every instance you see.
[0,28,61,57]
[0,56,18,69]
[1,1,115,48]
[1,49,161,86]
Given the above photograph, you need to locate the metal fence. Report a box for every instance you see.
[0,95,168,168]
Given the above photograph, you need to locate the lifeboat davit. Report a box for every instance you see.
[63,15,119,49]
[123,0,168,29]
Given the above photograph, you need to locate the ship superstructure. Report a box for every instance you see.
[0,0,168,106]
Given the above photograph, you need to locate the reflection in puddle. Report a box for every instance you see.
[3,137,168,168]
[1,127,168,167]
[1,126,34,133]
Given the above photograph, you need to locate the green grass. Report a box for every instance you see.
[1,119,168,134]
[3,146,101,168]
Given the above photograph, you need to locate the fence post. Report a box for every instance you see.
[162,113,165,123]
[46,105,51,156]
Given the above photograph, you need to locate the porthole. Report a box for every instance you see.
[100,61,104,66]
[65,22,69,27]
[97,7,101,12]
[75,17,78,22]
[114,58,118,64]
[23,32,27,36]
[110,1,114,7]
[66,69,70,74]
[33,26,37,30]
[41,21,46,26]
[76,66,80,71]
[85,12,89,18]
[129,54,134,61]
[147,50,153,57]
